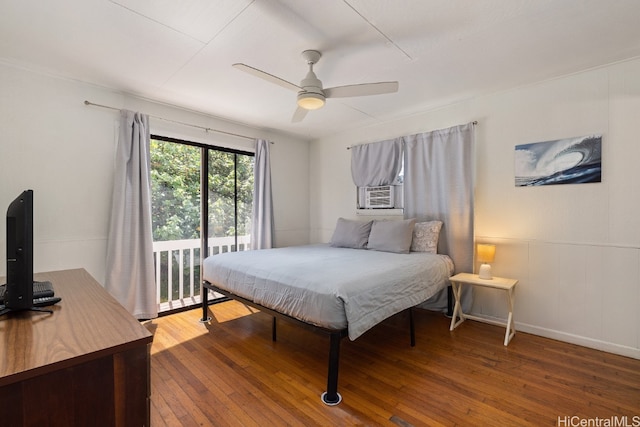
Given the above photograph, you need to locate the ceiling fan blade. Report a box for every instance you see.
[324,81,399,99]
[292,106,309,123]
[232,63,300,92]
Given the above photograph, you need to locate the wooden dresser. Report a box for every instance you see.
[0,268,153,426]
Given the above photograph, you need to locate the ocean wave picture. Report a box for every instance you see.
[515,135,602,187]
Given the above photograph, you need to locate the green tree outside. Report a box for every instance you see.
[150,139,201,241]
[150,139,254,242]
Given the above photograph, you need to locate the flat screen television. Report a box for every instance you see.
[4,189,34,310]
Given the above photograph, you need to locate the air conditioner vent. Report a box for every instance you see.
[364,186,394,208]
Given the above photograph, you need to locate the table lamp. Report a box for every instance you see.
[477,244,496,280]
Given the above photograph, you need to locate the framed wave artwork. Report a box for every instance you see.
[514,134,602,187]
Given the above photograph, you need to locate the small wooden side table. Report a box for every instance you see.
[449,272,519,346]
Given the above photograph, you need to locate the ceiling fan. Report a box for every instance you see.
[233,50,399,122]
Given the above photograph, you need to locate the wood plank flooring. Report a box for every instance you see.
[148,301,640,426]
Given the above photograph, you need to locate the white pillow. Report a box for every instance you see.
[410,221,443,253]
[367,218,416,254]
[329,218,372,249]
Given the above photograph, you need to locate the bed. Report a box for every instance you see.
[201,218,453,405]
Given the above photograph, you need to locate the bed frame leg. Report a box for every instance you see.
[200,282,212,323]
[321,332,342,406]
[272,317,277,341]
[446,285,453,317]
[409,308,416,347]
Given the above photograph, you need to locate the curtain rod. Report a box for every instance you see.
[84,100,261,142]
[346,121,478,149]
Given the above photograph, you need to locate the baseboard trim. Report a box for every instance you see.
[464,312,640,360]
[516,322,640,360]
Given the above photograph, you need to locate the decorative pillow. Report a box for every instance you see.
[367,218,417,254]
[410,221,443,253]
[329,218,373,249]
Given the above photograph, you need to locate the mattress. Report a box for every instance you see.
[203,244,454,340]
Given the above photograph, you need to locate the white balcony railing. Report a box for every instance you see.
[153,235,251,312]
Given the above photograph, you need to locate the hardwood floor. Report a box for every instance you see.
[148,301,640,426]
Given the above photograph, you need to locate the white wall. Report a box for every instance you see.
[0,62,310,284]
[310,58,640,359]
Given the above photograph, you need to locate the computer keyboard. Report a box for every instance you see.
[0,280,55,304]
[32,296,62,307]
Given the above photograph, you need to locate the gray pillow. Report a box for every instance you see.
[329,218,373,249]
[367,218,417,254]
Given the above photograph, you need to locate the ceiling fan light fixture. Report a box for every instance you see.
[297,92,325,110]
[233,49,398,122]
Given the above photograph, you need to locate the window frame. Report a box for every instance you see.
[150,134,254,314]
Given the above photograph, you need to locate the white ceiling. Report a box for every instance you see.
[2,0,640,140]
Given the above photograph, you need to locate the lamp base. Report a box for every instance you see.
[478,263,492,280]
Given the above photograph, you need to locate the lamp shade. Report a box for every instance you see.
[477,244,496,263]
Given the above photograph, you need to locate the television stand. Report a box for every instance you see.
[0,305,53,317]
[0,295,60,317]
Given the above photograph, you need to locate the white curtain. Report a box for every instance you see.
[403,123,475,312]
[351,138,403,187]
[105,110,157,319]
[250,139,274,250]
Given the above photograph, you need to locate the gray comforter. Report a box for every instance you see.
[203,244,453,340]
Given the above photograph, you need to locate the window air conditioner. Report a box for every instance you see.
[364,186,394,208]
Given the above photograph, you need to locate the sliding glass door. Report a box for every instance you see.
[150,135,253,313]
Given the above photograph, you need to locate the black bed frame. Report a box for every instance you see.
[201,280,453,405]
